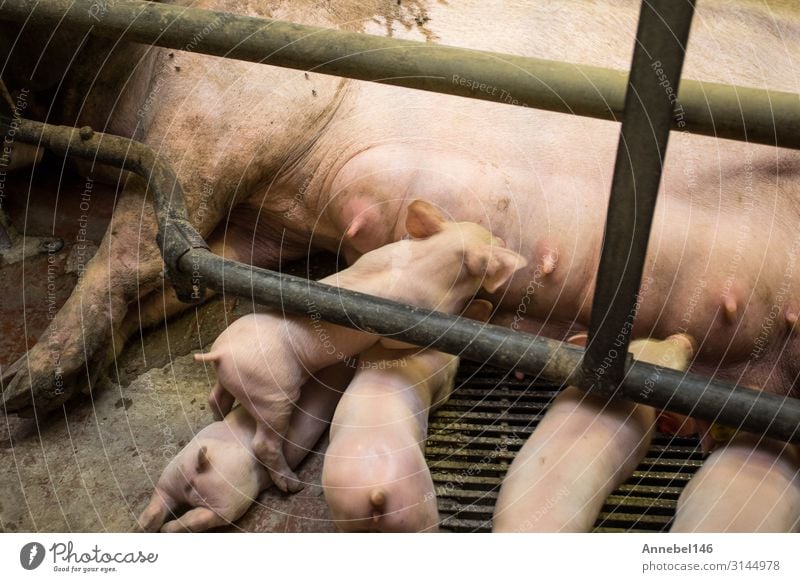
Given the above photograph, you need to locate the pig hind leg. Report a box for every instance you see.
[160,507,228,533]
[251,402,304,493]
[136,489,178,533]
[1,157,259,414]
[113,204,303,368]
[1,176,166,413]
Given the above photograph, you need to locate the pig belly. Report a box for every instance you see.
[295,0,800,399]
[319,134,800,397]
[671,436,800,532]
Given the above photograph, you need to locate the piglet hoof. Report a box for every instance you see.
[270,468,305,494]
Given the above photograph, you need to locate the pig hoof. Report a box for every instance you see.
[270,469,305,494]
[1,349,80,413]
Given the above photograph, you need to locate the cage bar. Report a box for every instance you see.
[583,0,695,394]
[1,0,799,148]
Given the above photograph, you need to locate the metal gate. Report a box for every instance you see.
[1,0,799,530]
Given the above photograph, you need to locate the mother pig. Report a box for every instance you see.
[4,1,800,433]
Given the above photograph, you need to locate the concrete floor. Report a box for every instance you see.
[0,295,338,533]
[0,163,339,532]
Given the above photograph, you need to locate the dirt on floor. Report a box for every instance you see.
[0,164,341,531]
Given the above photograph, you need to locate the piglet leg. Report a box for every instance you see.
[136,490,177,533]
[207,381,235,421]
[671,435,800,532]
[251,401,304,494]
[161,507,228,533]
[283,363,355,466]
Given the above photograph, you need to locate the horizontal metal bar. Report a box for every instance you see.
[2,0,800,148]
[181,249,800,443]
[583,0,695,394]
[4,114,799,442]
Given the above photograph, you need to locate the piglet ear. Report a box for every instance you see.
[461,299,494,322]
[196,446,210,473]
[405,200,446,239]
[466,246,527,294]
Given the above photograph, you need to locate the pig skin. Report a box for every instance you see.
[671,435,800,532]
[6,0,800,417]
[3,2,799,534]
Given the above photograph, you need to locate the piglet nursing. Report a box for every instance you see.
[195,200,526,493]
[493,334,695,532]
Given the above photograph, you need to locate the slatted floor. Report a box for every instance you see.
[426,361,707,532]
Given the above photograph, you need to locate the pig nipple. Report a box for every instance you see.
[370,488,387,526]
[722,295,738,324]
[540,250,558,276]
[786,311,799,332]
[370,488,386,508]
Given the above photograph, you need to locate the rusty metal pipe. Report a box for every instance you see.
[1,0,799,148]
[183,248,800,445]
[0,115,208,303]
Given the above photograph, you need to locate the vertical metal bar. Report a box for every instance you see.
[582,0,696,395]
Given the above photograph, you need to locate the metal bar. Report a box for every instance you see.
[1,0,799,149]
[182,249,800,444]
[583,0,695,395]
[0,114,208,301]
[2,116,799,441]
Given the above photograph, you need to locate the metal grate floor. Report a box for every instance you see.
[426,361,707,532]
